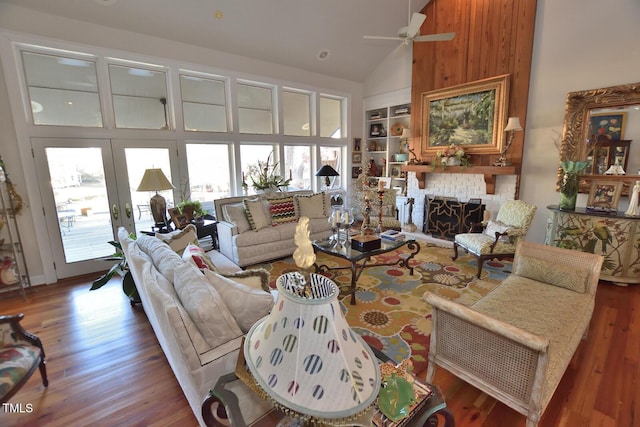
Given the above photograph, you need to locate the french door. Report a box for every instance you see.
[32,137,179,280]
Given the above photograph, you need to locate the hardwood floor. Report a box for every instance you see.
[0,276,637,426]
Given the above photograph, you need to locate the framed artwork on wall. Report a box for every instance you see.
[589,112,626,142]
[421,74,509,156]
[353,138,362,152]
[352,152,362,163]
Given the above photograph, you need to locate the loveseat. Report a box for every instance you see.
[424,241,604,427]
[214,190,332,266]
[118,225,276,426]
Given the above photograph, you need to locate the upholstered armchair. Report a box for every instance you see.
[452,199,537,277]
[0,314,48,403]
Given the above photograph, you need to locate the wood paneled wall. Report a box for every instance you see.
[410,0,537,167]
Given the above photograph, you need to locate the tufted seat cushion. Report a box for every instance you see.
[0,345,42,400]
[454,233,517,256]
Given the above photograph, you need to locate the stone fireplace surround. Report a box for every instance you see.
[403,172,518,232]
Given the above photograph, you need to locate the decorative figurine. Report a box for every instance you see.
[625,180,640,217]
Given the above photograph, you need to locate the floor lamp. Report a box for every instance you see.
[137,168,174,231]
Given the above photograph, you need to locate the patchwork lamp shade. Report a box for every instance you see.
[136,168,175,228]
[244,272,380,423]
[315,165,339,189]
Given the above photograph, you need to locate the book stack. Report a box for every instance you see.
[380,229,406,242]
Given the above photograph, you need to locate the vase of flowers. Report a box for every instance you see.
[435,144,470,169]
[246,152,291,193]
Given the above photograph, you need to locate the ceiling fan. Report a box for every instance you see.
[363,0,455,46]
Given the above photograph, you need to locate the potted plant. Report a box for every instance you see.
[177,200,206,220]
[90,236,140,305]
[247,152,291,192]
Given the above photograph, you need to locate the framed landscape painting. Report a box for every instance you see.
[421,74,509,156]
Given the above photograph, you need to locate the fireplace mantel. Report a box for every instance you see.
[401,165,520,194]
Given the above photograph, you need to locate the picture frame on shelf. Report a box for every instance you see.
[353,137,361,152]
[589,112,626,141]
[352,152,362,163]
[586,180,624,212]
[369,124,386,137]
[421,74,509,156]
[170,209,190,229]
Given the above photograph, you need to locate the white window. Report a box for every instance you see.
[186,143,231,204]
[180,74,228,132]
[21,51,103,127]
[320,96,343,138]
[109,64,168,129]
[284,145,311,190]
[283,90,311,136]
[320,146,342,188]
[237,83,273,134]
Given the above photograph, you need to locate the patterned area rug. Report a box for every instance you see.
[247,241,512,376]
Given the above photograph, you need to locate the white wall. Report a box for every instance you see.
[365,0,640,244]
[0,3,364,283]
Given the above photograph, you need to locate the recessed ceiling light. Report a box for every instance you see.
[317,49,330,61]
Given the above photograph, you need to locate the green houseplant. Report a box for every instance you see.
[90,236,140,305]
[177,200,206,219]
[247,152,291,192]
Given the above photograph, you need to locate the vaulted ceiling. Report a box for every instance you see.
[0,0,431,82]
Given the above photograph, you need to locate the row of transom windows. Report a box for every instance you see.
[19,48,345,138]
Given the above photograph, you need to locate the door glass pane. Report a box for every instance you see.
[283,90,311,136]
[320,146,342,189]
[186,144,231,215]
[283,145,311,190]
[46,147,113,263]
[22,51,103,127]
[181,75,228,132]
[237,84,273,134]
[240,144,277,195]
[320,96,343,138]
[109,64,168,129]
[125,149,173,232]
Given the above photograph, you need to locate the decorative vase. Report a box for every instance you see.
[559,171,579,210]
[446,157,461,166]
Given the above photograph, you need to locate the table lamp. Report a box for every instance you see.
[494,116,522,166]
[136,168,174,230]
[243,218,380,425]
[315,165,339,190]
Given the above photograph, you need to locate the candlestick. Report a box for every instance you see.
[378,180,385,191]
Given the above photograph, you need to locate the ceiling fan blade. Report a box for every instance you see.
[414,32,456,42]
[363,35,403,41]
[407,12,427,38]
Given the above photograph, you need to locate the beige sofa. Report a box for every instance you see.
[118,226,275,426]
[214,190,332,266]
[424,241,604,427]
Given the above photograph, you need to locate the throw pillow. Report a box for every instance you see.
[267,196,297,225]
[223,203,251,234]
[203,270,275,333]
[155,224,199,255]
[513,256,588,293]
[483,220,512,242]
[294,192,327,219]
[221,269,270,292]
[243,198,270,231]
[182,243,217,271]
[173,263,243,347]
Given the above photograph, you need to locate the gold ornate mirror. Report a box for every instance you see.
[558,82,640,195]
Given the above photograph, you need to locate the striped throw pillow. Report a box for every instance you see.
[267,196,297,225]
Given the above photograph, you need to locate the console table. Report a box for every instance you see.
[546,205,640,285]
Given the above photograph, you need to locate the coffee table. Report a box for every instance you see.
[312,237,420,305]
[201,348,454,427]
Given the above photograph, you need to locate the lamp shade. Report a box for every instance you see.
[136,168,175,192]
[400,128,411,138]
[244,272,380,421]
[315,165,340,177]
[504,117,523,132]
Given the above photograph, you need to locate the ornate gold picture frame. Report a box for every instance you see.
[421,74,509,156]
